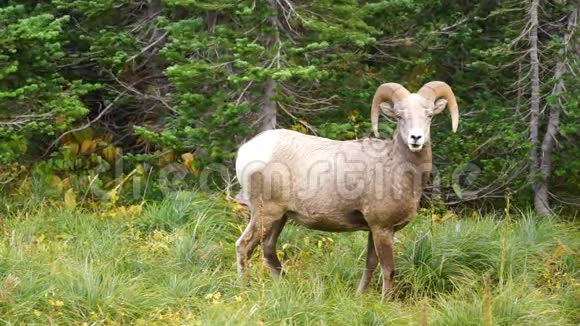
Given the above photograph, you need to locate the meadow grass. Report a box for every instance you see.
[0,191,577,325]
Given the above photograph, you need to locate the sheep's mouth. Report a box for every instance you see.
[409,143,423,152]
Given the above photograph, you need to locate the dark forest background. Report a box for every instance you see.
[0,0,578,216]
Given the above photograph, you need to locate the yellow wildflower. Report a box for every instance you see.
[205,292,222,304]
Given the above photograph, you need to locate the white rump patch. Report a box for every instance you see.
[235,130,281,199]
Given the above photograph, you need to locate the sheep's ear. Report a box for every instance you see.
[433,99,448,115]
[380,102,398,119]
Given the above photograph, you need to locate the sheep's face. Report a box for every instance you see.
[380,94,448,152]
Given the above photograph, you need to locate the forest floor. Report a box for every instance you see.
[0,191,578,325]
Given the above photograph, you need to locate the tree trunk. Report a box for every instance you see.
[534,9,577,216]
[535,63,563,216]
[528,0,541,206]
[259,79,278,131]
[258,0,282,132]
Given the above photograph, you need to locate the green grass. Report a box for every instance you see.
[0,191,578,325]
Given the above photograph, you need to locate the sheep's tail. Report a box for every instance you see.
[234,192,250,207]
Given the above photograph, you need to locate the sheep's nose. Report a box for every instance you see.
[410,135,422,142]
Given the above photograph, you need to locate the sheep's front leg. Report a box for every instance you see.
[356,231,378,295]
[372,228,395,301]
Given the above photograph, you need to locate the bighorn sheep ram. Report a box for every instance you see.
[235,81,459,298]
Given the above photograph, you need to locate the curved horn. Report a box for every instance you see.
[371,83,410,137]
[418,81,459,132]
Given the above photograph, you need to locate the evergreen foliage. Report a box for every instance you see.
[0,0,578,210]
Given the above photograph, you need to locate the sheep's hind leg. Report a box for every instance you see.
[236,204,286,277]
[356,231,378,295]
[236,215,260,276]
[263,216,287,277]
